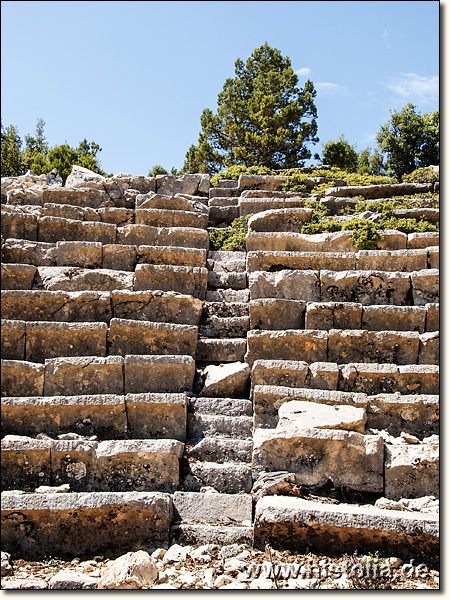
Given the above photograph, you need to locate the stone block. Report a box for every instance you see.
[362,305,426,333]
[328,330,419,365]
[38,216,116,244]
[249,299,306,330]
[418,331,439,365]
[108,318,198,357]
[247,208,313,232]
[117,225,209,249]
[396,364,439,395]
[411,269,439,305]
[1,492,173,560]
[188,438,253,463]
[239,197,310,217]
[324,182,432,199]
[124,355,195,394]
[206,289,250,303]
[102,244,138,271]
[36,266,134,292]
[1,263,36,289]
[195,339,247,363]
[189,396,253,417]
[1,436,52,491]
[1,394,128,439]
[171,524,253,547]
[1,210,38,240]
[428,247,439,269]
[366,394,439,438]
[97,207,135,226]
[136,208,208,229]
[392,207,439,223]
[249,270,320,301]
[125,393,188,441]
[136,192,209,214]
[305,302,362,330]
[426,303,439,331]
[252,359,308,390]
[356,249,427,272]
[246,231,355,253]
[56,241,102,267]
[373,230,407,250]
[238,174,285,191]
[384,443,439,500]
[187,414,253,440]
[199,362,250,398]
[1,239,57,266]
[43,202,99,222]
[1,319,26,360]
[253,496,439,564]
[110,290,202,326]
[137,245,207,267]
[134,264,208,299]
[173,491,253,524]
[207,270,247,290]
[42,187,110,208]
[246,250,356,272]
[25,321,108,362]
[407,232,439,249]
[156,173,210,196]
[7,187,43,206]
[320,270,411,305]
[338,363,399,395]
[209,204,239,225]
[246,330,328,367]
[183,462,253,494]
[308,362,340,390]
[277,399,366,432]
[200,314,249,339]
[44,356,124,396]
[1,359,44,397]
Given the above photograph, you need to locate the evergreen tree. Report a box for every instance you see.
[1,123,24,176]
[322,135,358,172]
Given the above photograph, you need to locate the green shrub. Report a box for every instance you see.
[282,167,392,195]
[377,215,439,234]
[301,208,342,234]
[210,165,275,187]
[209,215,252,251]
[402,166,439,184]
[345,217,384,249]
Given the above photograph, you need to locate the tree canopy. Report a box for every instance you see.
[183,43,319,174]
[321,135,359,172]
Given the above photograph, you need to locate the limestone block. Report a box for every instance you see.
[183,462,253,494]
[111,173,156,195]
[393,207,439,223]
[338,363,399,395]
[1,491,173,560]
[1,209,38,240]
[1,263,36,289]
[253,496,439,563]
[411,269,439,305]
[208,250,246,265]
[361,305,426,332]
[199,362,250,398]
[7,187,43,206]
[117,225,209,249]
[1,394,128,439]
[324,182,432,199]
[200,315,249,339]
[426,303,439,331]
[134,264,208,299]
[396,365,439,395]
[1,435,52,491]
[110,290,202,325]
[108,318,198,357]
[48,571,100,590]
[36,266,134,292]
[97,207,135,226]
[249,299,306,330]
[56,241,102,268]
[418,331,439,365]
[356,249,427,272]
[206,289,250,303]
[328,330,419,365]
[375,230,408,250]
[124,355,195,394]
[246,231,355,253]
[38,216,116,244]
[49,438,97,491]
[102,244,138,271]
[98,550,157,589]
[246,250,356,273]
[173,491,253,524]
[189,396,253,416]
[278,399,366,433]
[239,197,310,217]
[385,443,439,500]
[1,290,112,322]
[308,362,340,391]
[246,330,328,367]
[42,186,110,208]
[247,208,313,232]
[196,339,247,363]
[320,270,411,305]
[125,393,188,441]
[1,359,44,397]
[209,203,239,225]
[136,208,208,229]
[428,247,439,269]
[25,321,108,362]
[252,359,308,389]
[171,524,253,548]
[136,192,208,215]
[209,187,240,199]
[305,302,362,330]
[407,232,439,249]
[1,319,26,360]
[1,239,57,266]
[137,245,207,267]
[155,173,210,196]
[187,414,253,440]
[366,394,439,438]
[44,356,124,396]
[207,270,247,290]
[253,427,383,492]
[43,202,99,221]
[188,438,253,464]
[249,269,320,302]
[319,196,360,213]
[237,174,285,191]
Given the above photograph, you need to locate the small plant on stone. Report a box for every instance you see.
[345,552,393,590]
[345,217,384,250]
[209,215,252,251]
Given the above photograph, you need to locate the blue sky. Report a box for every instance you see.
[1,1,440,176]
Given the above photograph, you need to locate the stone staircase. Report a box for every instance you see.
[1,169,439,565]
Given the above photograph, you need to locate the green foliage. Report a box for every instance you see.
[322,135,358,172]
[345,217,384,249]
[402,166,439,184]
[1,123,24,176]
[282,167,391,195]
[210,165,275,187]
[149,164,169,177]
[301,207,342,234]
[358,147,385,175]
[184,43,319,174]
[209,215,251,251]
[346,553,393,590]
[377,215,438,234]
[376,103,439,179]
[23,118,49,172]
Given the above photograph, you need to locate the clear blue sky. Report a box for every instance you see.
[1,1,440,176]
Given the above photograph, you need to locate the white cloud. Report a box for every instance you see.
[316,82,349,95]
[386,73,439,104]
[296,67,311,77]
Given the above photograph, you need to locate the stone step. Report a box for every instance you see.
[172,491,253,525]
[38,216,117,244]
[252,384,439,436]
[1,436,183,493]
[189,397,253,416]
[246,329,438,367]
[205,288,250,303]
[1,491,173,560]
[187,437,253,463]
[42,187,122,209]
[248,208,314,232]
[246,230,408,253]
[136,192,209,215]
[209,187,241,199]
[239,197,311,217]
[1,393,188,441]
[407,232,439,249]
[1,263,37,289]
[134,264,208,298]
[182,460,252,494]
[187,414,253,441]
[43,203,134,226]
[237,174,286,192]
[171,524,253,547]
[1,207,39,240]
[137,245,207,267]
[35,266,135,292]
[2,239,57,266]
[324,182,434,199]
[218,179,239,189]
[246,248,435,273]
[116,225,209,249]
[196,338,247,363]
[0,355,195,397]
[384,440,439,500]
[207,271,247,290]
[208,199,239,225]
[135,208,209,229]
[1,289,203,325]
[253,496,438,566]
[199,314,250,338]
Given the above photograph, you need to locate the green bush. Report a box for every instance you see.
[282,167,392,195]
[377,215,439,234]
[301,208,342,234]
[345,218,384,249]
[402,166,439,184]
[209,215,252,251]
[210,165,275,187]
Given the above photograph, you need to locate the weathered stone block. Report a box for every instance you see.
[328,329,419,365]
[125,393,188,441]
[239,197,310,217]
[195,339,247,363]
[385,443,439,500]
[199,361,250,398]
[136,192,209,214]
[418,331,439,365]
[171,524,253,548]
[338,363,399,395]
[1,263,36,290]
[207,270,247,290]
[117,225,209,249]
[189,396,253,417]
[246,231,355,253]
[1,319,26,360]
[187,414,253,440]
[1,360,44,397]
[134,264,208,299]
[238,174,285,191]
[36,266,134,292]
[25,321,108,362]
[38,216,116,244]
[277,399,366,432]
[42,187,110,208]
[396,365,439,395]
[356,249,427,272]
[108,318,198,356]
[308,362,340,390]
[43,202,99,222]
[110,290,202,325]
[249,299,306,330]
[246,250,356,273]
[44,356,124,396]
[320,270,411,305]
[407,232,439,249]
[361,305,426,332]
[246,330,328,367]
[1,239,57,266]
[1,210,38,240]
[249,270,320,301]
[102,244,138,271]
[156,173,210,196]
[247,208,313,232]
[56,241,102,268]
[1,436,52,491]
[324,182,432,199]
[137,245,207,267]
[124,355,195,394]
[428,247,439,269]
[188,437,253,464]
[366,394,439,437]
[183,462,253,494]
[252,359,308,394]
[305,302,362,330]
[426,303,439,332]
[136,208,208,229]
[97,207,134,226]
[173,491,253,524]
[411,269,439,305]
